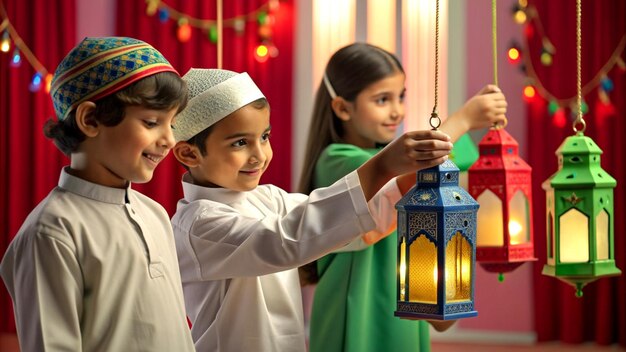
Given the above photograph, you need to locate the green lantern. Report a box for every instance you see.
[542,132,620,296]
[542,0,621,297]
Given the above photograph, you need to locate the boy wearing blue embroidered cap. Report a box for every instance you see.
[171,68,453,351]
[0,37,195,351]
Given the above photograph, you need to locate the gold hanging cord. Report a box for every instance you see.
[573,0,586,134]
[491,0,507,129]
[492,0,498,87]
[217,0,223,69]
[429,0,441,130]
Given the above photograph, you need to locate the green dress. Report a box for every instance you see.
[309,143,431,352]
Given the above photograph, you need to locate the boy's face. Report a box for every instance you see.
[191,104,272,192]
[81,105,177,188]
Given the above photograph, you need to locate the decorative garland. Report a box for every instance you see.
[510,0,626,125]
[144,0,281,62]
[0,2,51,93]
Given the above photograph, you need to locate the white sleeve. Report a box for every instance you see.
[0,226,83,352]
[367,177,402,234]
[330,177,402,253]
[174,170,378,280]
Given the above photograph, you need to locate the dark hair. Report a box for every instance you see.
[298,42,404,195]
[179,98,269,171]
[44,71,188,156]
[297,43,404,286]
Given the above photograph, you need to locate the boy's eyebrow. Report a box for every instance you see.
[224,125,272,139]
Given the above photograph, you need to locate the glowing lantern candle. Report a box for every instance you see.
[468,128,536,278]
[395,160,479,320]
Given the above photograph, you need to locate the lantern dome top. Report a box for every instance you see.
[469,128,531,172]
[556,133,602,156]
[396,160,479,211]
[545,135,616,189]
[478,128,518,148]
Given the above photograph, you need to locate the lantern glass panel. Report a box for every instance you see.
[399,240,406,300]
[596,210,609,260]
[477,190,503,246]
[409,236,437,303]
[560,209,589,263]
[445,232,472,302]
[548,212,555,264]
[509,191,530,245]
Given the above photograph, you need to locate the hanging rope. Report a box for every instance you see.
[492,0,498,87]
[573,0,586,133]
[217,0,223,69]
[430,0,441,130]
[491,0,508,129]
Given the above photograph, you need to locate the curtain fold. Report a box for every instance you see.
[527,0,626,346]
[0,0,77,334]
[116,0,295,215]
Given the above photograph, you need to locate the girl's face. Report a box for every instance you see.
[192,104,273,192]
[341,71,406,148]
[75,105,177,188]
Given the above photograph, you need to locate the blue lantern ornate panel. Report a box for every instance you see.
[396,160,479,320]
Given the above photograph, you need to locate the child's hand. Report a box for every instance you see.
[358,130,452,201]
[378,130,452,176]
[462,84,508,129]
[442,84,508,142]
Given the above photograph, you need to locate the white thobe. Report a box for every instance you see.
[0,168,195,352]
[173,170,400,351]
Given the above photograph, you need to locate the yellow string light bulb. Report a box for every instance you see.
[1,30,10,52]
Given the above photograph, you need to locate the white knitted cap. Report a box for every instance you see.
[173,68,266,141]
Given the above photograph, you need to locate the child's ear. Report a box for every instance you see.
[173,141,202,168]
[75,101,99,137]
[330,97,352,122]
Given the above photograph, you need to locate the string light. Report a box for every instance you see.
[145,0,280,61]
[513,2,625,120]
[1,30,9,52]
[523,84,536,100]
[10,47,20,67]
[44,73,53,93]
[540,49,552,66]
[254,44,269,63]
[29,72,42,92]
[158,8,169,23]
[507,45,521,64]
[1,3,50,94]
[176,18,192,43]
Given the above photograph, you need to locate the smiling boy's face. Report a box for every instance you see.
[189,104,272,191]
[73,104,178,188]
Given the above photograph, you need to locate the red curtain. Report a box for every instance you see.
[0,0,76,334]
[116,0,295,215]
[527,0,626,346]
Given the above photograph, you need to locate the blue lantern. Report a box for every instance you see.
[395,160,479,320]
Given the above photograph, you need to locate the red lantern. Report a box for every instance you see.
[468,128,536,279]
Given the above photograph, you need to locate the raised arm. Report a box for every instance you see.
[441,84,508,142]
[356,129,452,202]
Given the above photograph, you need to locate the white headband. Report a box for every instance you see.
[174,69,265,142]
[323,72,337,99]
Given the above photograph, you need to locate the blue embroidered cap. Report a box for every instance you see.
[50,37,178,121]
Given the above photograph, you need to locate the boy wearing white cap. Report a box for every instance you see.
[171,68,453,351]
[0,37,195,351]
